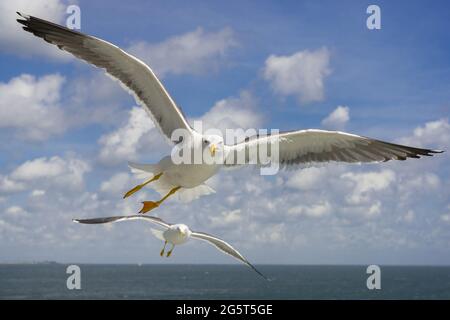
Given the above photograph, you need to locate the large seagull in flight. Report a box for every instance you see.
[17,13,444,214]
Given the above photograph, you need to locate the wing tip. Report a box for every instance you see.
[17,12,29,19]
[72,219,80,223]
[249,263,270,281]
[16,12,31,26]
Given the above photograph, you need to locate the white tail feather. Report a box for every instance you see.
[150,228,165,241]
[178,184,215,202]
[128,162,159,179]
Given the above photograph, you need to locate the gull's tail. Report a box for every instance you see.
[128,162,160,179]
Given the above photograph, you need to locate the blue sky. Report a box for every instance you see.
[0,0,449,266]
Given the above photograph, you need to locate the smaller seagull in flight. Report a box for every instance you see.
[73,215,268,280]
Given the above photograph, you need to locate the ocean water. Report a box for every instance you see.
[0,264,449,299]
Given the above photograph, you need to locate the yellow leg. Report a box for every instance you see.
[123,173,162,199]
[166,244,175,257]
[139,186,181,214]
[160,241,167,257]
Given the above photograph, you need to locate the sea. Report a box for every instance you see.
[1,264,449,299]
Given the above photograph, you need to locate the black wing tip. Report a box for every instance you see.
[16,12,30,23]
[16,12,31,31]
[246,262,269,281]
[254,267,270,281]
[417,149,444,157]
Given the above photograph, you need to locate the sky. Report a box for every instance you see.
[0,0,449,266]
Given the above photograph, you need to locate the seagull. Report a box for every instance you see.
[18,13,444,213]
[72,215,267,280]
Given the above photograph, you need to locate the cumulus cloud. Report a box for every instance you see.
[263,47,331,104]
[341,169,396,205]
[400,210,415,223]
[442,214,450,223]
[128,27,236,78]
[399,118,450,150]
[98,107,156,165]
[0,0,72,59]
[197,91,263,136]
[10,155,90,191]
[0,74,66,141]
[287,201,331,218]
[209,209,243,228]
[64,72,130,128]
[5,206,28,216]
[0,175,26,193]
[30,190,46,197]
[286,167,327,191]
[100,172,133,195]
[321,106,350,130]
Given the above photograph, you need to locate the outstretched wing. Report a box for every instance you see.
[17,12,192,143]
[73,215,170,229]
[191,231,268,280]
[225,129,443,167]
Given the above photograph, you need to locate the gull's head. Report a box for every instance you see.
[176,224,190,236]
[202,134,224,157]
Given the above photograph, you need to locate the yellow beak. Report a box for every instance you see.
[209,144,217,157]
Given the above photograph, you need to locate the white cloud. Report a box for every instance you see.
[321,106,350,130]
[10,155,90,191]
[366,201,381,218]
[255,223,288,245]
[287,201,331,218]
[209,209,242,228]
[98,107,155,165]
[0,0,72,59]
[128,27,236,78]
[400,172,440,194]
[198,91,263,135]
[0,219,25,235]
[441,205,450,223]
[399,118,450,150]
[0,175,25,193]
[400,210,415,223]
[286,167,327,190]
[442,214,450,223]
[100,172,132,195]
[64,72,129,128]
[341,169,396,205]
[5,205,27,216]
[30,189,46,197]
[0,74,66,140]
[263,47,331,104]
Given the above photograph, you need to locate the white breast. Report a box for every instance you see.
[163,226,190,245]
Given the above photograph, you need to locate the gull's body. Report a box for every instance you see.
[73,215,267,279]
[17,13,444,213]
[163,224,191,245]
[150,155,221,189]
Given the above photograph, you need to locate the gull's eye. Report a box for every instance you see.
[203,139,209,145]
